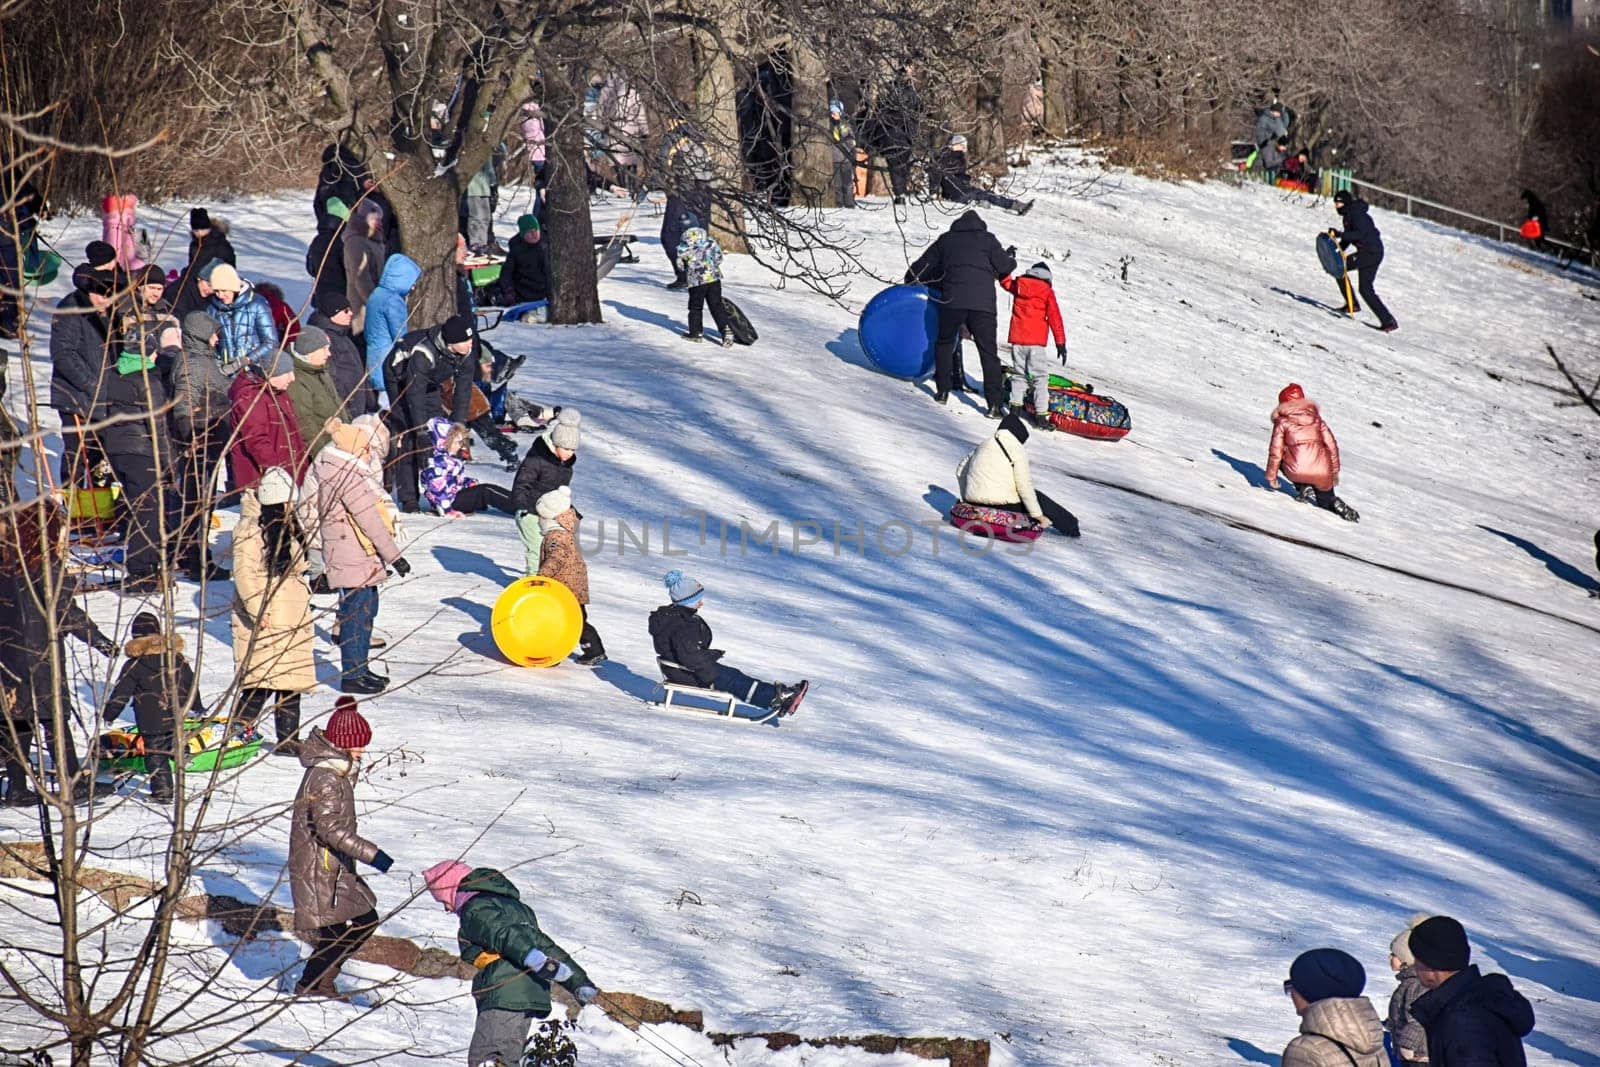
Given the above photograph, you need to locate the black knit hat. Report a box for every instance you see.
[189,207,211,231]
[130,611,161,639]
[71,263,117,298]
[313,288,352,317]
[1332,189,1351,206]
[1409,916,1470,972]
[1288,948,1366,1003]
[85,240,117,268]
[441,312,475,345]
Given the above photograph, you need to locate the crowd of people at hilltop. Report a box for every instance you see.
[0,72,1570,1067]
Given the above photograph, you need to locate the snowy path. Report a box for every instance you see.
[3,154,1598,1065]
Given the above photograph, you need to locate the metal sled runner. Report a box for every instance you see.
[648,659,781,725]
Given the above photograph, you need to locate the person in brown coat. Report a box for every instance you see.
[288,698,393,999]
[1282,948,1389,1067]
[1265,383,1358,522]
[342,201,386,334]
[536,486,605,666]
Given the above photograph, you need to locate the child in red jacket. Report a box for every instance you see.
[1001,262,1067,430]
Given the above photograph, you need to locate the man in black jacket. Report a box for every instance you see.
[933,136,1032,216]
[876,66,922,205]
[905,210,1018,414]
[382,313,480,512]
[1408,916,1534,1067]
[49,264,116,490]
[1333,190,1398,332]
[500,214,552,305]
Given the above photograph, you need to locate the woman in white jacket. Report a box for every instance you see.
[957,412,1081,536]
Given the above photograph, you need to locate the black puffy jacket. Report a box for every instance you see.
[0,571,110,722]
[503,236,551,303]
[647,603,722,686]
[1336,198,1383,253]
[1412,966,1535,1067]
[99,633,203,740]
[904,210,1017,312]
[48,290,110,417]
[510,434,575,515]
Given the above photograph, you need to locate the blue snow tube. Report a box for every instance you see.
[858,285,939,380]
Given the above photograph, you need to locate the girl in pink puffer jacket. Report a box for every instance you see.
[1265,383,1359,522]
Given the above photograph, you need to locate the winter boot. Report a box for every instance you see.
[341,672,389,696]
[274,704,302,756]
[934,390,949,405]
[683,332,704,343]
[1295,484,1317,504]
[1329,496,1360,523]
[1031,413,1056,432]
[983,404,1006,420]
[770,680,810,717]
[148,760,175,804]
[720,334,735,348]
[1011,199,1035,217]
[1593,529,1599,575]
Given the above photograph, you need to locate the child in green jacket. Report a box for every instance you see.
[424,860,599,1067]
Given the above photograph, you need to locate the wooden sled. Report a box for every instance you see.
[647,658,780,725]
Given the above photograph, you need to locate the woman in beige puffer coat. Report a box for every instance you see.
[231,467,315,754]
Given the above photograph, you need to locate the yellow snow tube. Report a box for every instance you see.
[489,576,583,668]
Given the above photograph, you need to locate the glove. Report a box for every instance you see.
[575,985,600,1005]
[1055,344,1067,364]
[1005,245,1017,257]
[92,633,117,657]
[369,849,394,874]
[390,557,411,577]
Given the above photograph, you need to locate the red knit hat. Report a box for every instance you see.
[1278,383,1305,404]
[324,696,372,749]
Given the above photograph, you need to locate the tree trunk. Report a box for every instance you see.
[787,43,834,206]
[693,32,750,254]
[545,66,602,325]
[384,169,464,327]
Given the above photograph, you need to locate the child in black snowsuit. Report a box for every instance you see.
[100,611,204,803]
[647,569,809,716]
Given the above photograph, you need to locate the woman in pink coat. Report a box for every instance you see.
[1265,384,1359,522]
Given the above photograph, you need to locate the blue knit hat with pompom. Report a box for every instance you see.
[665,569,704,607]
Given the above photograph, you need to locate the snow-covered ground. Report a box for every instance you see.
[4,153,1599,1066]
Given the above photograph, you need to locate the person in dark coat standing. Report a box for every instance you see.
[905,209,1018,413]
[99,611,203,804]
[306,289,373,417]
[167,208,239,320]
[1408,916,1534,1067]
[169,311,234,581]
[1332,190,1398,332]
[0,501,117,806]
[382,313,481,513]
[876,65,922,205]
[647,569,808,716]
[49,264,118,491]
[287,699,393,999]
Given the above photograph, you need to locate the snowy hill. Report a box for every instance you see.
[4,153,1599,1066]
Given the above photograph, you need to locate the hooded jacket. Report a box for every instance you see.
[209,284,278,376]
[288,727,380,935]
[647,603,722,686]
[170,312,233,439]
[1000,265,1066,347]
[421,416,474,512]
[957,418,1042,520]
[100,632,201,741]
[1282,996,1389,1067]
[510,433,576,515]
[1336,198,1383,254]
[905,211,1016,313]
[285,353,348,459]
[363,254,421,386]
[48,289,111,418]
[504,232,552,303]
[675,225,723,287]
[661,187,712,270]
[316,436,403,590]
[538,509,588,603]
[453,867,591,1015]
[1266,397,1340,491]
[1254,107,1289,150]
[384,325,477,429]
[1411,966,1534,1067]
[228,366,309,490]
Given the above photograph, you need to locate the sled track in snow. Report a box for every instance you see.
[1051,465,1600,637]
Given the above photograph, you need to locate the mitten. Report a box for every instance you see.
[369,849,394,874]
[391,557,411,577]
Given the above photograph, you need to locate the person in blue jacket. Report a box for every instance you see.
[362,254,420,391]
[206,263,278,377]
